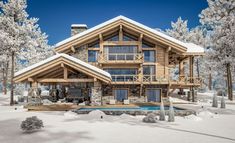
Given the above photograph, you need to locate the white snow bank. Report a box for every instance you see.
[170,97,189,103]
[184,114,202,121]
[119,113,135,120]
[87,110,106,119]
[42,99,53,105]
[185,43,204,53]
[198,111,218,119]
[64,111,78,119]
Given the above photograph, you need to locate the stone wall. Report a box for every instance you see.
[72,45,88,62]
[90,81,102,106]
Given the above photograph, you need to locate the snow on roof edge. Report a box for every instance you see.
[185,43,204,53]
[71,24,87,28]
[14,54,112,79]
[55,15,187,49]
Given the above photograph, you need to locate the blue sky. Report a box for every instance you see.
[27,0,208,45]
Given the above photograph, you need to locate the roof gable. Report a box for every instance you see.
[14,54,112,83]
[54,16,204,55]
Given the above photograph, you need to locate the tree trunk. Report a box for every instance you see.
[196,58,200,78]
[226,63,233,101]
[208,67,212,90]
[3,61,9,95]
[10,51,15,106]
[2,66,6,95]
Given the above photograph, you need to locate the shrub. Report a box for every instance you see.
[143,113,157,123]
[21,116,44,132]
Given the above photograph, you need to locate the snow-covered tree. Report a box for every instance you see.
[159,100,166,121]
[0,0,50,105]
[221,92,226,109]
[168,100,175,122]
[212,92,218,107]
[166,17,190,42]
[200,0,235,100]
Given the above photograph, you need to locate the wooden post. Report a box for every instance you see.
[10,51,15,106]
[178,60,185,95]
[189,56,195,102]
[64,67,68,80]
[119,25,123,41]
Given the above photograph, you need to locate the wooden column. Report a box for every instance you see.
[64,67,68,80]
[189,56,195,102]
[119,25,123,41]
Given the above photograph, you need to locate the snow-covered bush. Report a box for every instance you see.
[143,113,157,123]
[212,92,218,107]
[159,100,166,121]
[168,101,175,122]
[221,93,226,109]
[21,116,44,132]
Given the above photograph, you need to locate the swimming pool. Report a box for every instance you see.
[78,106,183,111]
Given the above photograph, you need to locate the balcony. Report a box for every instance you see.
[98,53,143,64]
[111,75,140,84]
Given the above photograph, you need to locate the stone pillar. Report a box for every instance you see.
[90,81,102,106]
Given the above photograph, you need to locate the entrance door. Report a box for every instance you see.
[115,89,128,102]
[146,89,161,102]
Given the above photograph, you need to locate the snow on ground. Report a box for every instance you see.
[0,92,235,143]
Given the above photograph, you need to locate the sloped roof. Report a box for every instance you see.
[54,15,204,54]
[14,53,112,83]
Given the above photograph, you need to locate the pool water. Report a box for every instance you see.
[79,106,183,111]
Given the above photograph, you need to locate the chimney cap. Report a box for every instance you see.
[71,24,87,28]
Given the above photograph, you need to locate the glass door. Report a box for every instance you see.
[146,89,161,102]
[115,89,128,102]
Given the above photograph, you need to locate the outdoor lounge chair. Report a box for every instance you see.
[109,99,116,105]
[124,99,129,105]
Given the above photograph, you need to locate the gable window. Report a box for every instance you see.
[88,40,100,48]
[142,40,155,48]
[123,32,138,41]
[104,32,119,41]
[88,50,98,62]
[143,50,155,62]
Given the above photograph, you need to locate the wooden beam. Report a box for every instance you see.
[37,78,94,83]
[71,46,75,53]
[61,63,64,68]
[28,78,34,82]
[119,25,123,41]
[64,67,68,79]
[166,46,171,52]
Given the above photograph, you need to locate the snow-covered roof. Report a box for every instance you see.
[15,53,112,79]
[71,24,87,28]
[55,15,204,54]
[185,43,204,54]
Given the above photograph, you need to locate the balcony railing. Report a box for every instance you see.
[111,75,139,82]
[178,76,202,85]
[98,53,143,64]
[143,75,169,83]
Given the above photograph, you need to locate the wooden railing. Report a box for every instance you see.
[111,75,139,82]
[143,75,169,83]
[98,53,143,63]
[178,76,202,85]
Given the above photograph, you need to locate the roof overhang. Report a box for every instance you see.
[54,16,204,54]
[14,54,112,83]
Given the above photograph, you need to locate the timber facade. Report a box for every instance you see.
[14,16,204,105]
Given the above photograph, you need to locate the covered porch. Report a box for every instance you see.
[14,53,112,106]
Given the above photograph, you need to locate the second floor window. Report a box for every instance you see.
[143,50,155,62]
[143,65,155,75]
[88,50,98,62]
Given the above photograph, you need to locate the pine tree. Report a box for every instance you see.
[0,0,50,105]
[168,101,175,122]
[200,0,235,100]
[212,92,218,108]
[221,92,226,109]
[159,100,166,121]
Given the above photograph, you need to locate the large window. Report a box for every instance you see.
[104,32,119,41]
[143,50,155,62]
[123,32,138,41]
[143,65,155,75]
[104,68,138,81]
[88,40,100,48]
[88,50,98,62]
[146,89,161,102]
[104,45,138,61]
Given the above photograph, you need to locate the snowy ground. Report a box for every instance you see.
[0,92,235,143]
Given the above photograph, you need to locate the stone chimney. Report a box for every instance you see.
[71,24,88,36]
